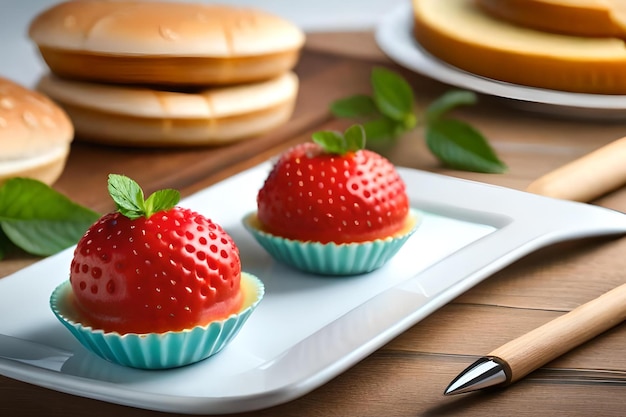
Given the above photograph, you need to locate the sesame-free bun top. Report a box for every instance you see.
[0,77,73,185]
[28,1,306,86]
[29,1,305,56]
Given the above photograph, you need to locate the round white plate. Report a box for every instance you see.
[375,3,626,120]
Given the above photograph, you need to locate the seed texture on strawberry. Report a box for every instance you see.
[69,174,243,335]
[257,124,410,244]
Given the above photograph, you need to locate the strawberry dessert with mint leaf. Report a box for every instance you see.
[256,124,411,244]
[69,174,244,335]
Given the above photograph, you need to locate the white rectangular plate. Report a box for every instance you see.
[2,163,626,414]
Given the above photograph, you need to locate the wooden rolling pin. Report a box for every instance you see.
[527,136,626,202]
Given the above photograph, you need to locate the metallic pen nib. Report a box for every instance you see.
[444,357,509,396]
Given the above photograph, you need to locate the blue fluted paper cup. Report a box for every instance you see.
[50,272,264,369]
[243,209,420,276]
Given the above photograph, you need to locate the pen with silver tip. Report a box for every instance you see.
[444,281,626,395]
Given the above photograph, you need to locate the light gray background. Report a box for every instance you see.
[0,0,405,88]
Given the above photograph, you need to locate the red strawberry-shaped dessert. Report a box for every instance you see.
[257,125,411,244]
[246,125,418,275]
[69,174,244,335]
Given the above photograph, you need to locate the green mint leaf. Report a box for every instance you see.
[0,178,100,256]
[343,124,366,151]
[313,125,368,154]
[426,119,507,174]
[330,95,379,118]
[328,68,506,174]
[108,174,146,219]
[108,174,179,219]
[0,228,13,260]
[402,112,417,131]
[145,188,181,216]
[312,130,347,154]
[362,118,400,142]
[371,67,414,122]
[426,90,477,123]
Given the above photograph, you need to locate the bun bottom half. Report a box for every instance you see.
[58,99,296,147]
[0,145,70,185]
[37,72,299,147]
[36,47,301,87]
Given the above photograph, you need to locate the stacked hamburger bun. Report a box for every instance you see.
[0,77,73,185]
[412,0,626,94]
[29,0,305,147]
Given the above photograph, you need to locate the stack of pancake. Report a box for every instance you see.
[29,0,305,147]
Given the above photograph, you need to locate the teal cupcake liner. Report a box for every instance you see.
[50,272,264,369]
[243,209,420,276]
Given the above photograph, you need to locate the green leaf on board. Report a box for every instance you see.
[362,118,400,142]
[0,228,14,260]
[425,119,507,174]
[425,90,478,123]
[371,67,414,122]
[330,94,379,118]
[329,67,506,174]
[0,178,101,256]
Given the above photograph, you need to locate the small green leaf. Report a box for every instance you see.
[426,90,477,123]
[328,67,506,174]
[362,118,398,143]
[343,124,366,151]
[145,188,181,217]
[0,178,100,256]
[426,119,507,173]
[0,228,13,260]
[330,95,379,118]
[312,125,368,154]
[108,174,179,219]
[371,67,414,121]
[403,112,417,131]
[312,130,347,154]
[108,174,145,219]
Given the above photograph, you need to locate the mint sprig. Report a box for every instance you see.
[426,119,506,173]
[0,178,101,257]
[108,174,180,219]
[0,228,14,260]
[330,67,507,174]
[371,67,417,130]
[331,95,378,118]
[312,124,366,155]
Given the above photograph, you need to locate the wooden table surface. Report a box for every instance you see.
[3,32,626,417]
